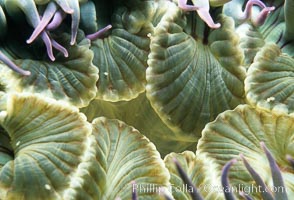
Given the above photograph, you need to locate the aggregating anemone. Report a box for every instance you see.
[0,0,293,199]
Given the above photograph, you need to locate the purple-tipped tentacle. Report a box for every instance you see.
[178,0,200,11]
[221,158,237,200]
[239,0,275,26]
[260,142,288,200]
[40,32,55,61]
[239,0,267,20]
[13,0,55,60]
[51,39,68,57]
[178,0,221,29]
[0,51,31,76]
[54,0,74,14]
[27,2,58,44]
[240,154,275,200]
[46,10,66,30]
[10,0,67,60]
[173,158,204,200]
[86,25,112,40]
[252,6,275,26]
[197,9,221,29]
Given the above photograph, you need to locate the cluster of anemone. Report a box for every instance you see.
[0,0,293,199]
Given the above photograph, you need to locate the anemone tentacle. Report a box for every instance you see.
[29,0,81,46]
[4,0,81,60]
[240,0,275,26]
[252,6,275,26]
[46,9,66,30]
[178,0,200,11]
[66,0,80,45]
[40,31,55,61]
[25,1,69,58]
[261,142,288,200]
[178,0,221,28]
[27,2,59,44]
[224,0,275,27]
[240,153,275,200]
[86,24,112,40]
[173,158,204,200]
[51,39,68,57]
[239,0,267,21]
[0,51,31,76]
[5,0,58,60]
[221,159,237,200]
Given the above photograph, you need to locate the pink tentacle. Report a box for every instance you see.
[86,25,112,40]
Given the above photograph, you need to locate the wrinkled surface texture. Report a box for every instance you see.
[0,0,293,199]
